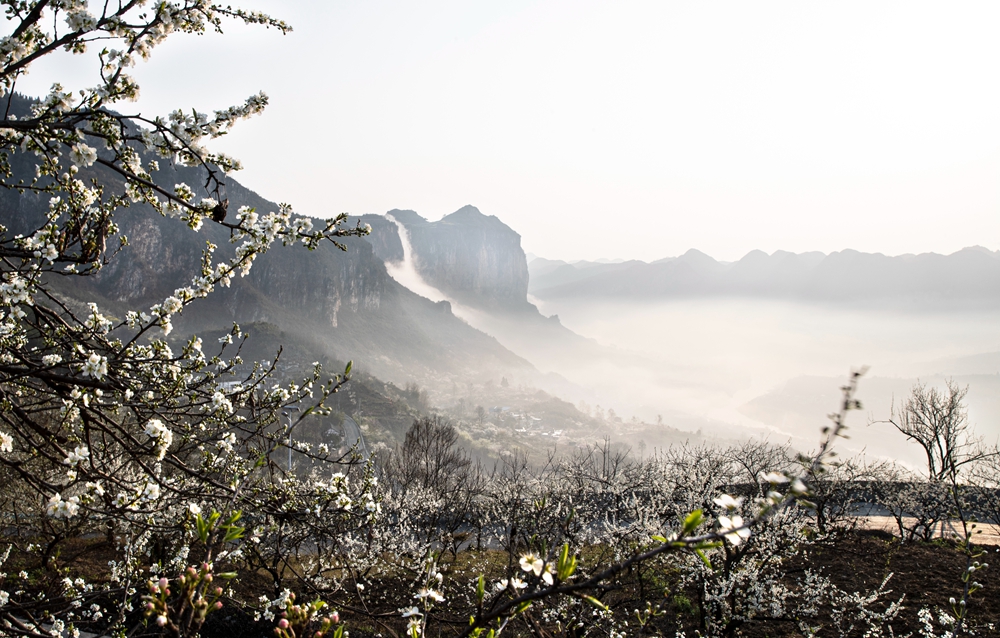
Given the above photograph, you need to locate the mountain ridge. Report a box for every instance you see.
[529,246,1000,307]
[1,159,533,389]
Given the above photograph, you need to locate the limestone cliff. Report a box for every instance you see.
[387,205,532,311]
[2,159,531,386]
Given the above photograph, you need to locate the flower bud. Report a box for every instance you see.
[158,577,169,590]
[214,601,223,610]
[156,615,168,627]
[278,618,289,629]
[331,611,340,623]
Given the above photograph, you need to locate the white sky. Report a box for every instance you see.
[19,1,1000,262]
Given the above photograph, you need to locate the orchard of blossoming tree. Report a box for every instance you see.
[0,3,998,638]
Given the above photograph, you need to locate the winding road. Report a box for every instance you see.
[341,414,369,459]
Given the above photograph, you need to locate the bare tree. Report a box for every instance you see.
[883,380,983,481]
[395,416,472,491]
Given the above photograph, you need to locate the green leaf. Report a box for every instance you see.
[695,548,713,569]
[556,543,577,581]
[223,524,245,543]
[476,574,485,605]
[195,513,210,543]
[582,595,608,611]
[651,535,667,543]
[682,509,704,536]
[514,601,532,614]
[344,360,353,376]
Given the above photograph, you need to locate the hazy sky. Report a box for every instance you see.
[21,1,1000,262]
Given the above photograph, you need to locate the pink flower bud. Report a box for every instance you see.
[156,615,168,627]
[278,618,289,629]
[158,577,169,590]
[214,601,223,610]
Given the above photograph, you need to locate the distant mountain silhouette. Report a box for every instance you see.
[529,247,1000,307]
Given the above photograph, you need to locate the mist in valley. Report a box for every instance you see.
[375,213,1000,470]
[526,294,1000,467]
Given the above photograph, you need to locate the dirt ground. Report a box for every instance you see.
[716,530,1000,638]
[857,515,1000,545]
[4,527,998,637]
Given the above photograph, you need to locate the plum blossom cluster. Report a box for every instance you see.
[0,2,372,636]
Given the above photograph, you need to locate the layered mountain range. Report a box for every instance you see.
[530,247,1000,307]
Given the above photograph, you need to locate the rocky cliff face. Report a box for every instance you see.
[386,205,532,311]
[2,160,530,386]
[358,213,404,264]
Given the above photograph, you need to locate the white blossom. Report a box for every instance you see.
[760,472,788,484]
[144,419,173,460]
[714,494,743,511]
[63,445,90,466]
[46,493,81,519]
[519,553,545,576]
[80,353,108,380]
[69,143,97,167]
[718,515,751,545]
[210,391,233,414]
[141,481,161,502]
[162,296,183,315]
